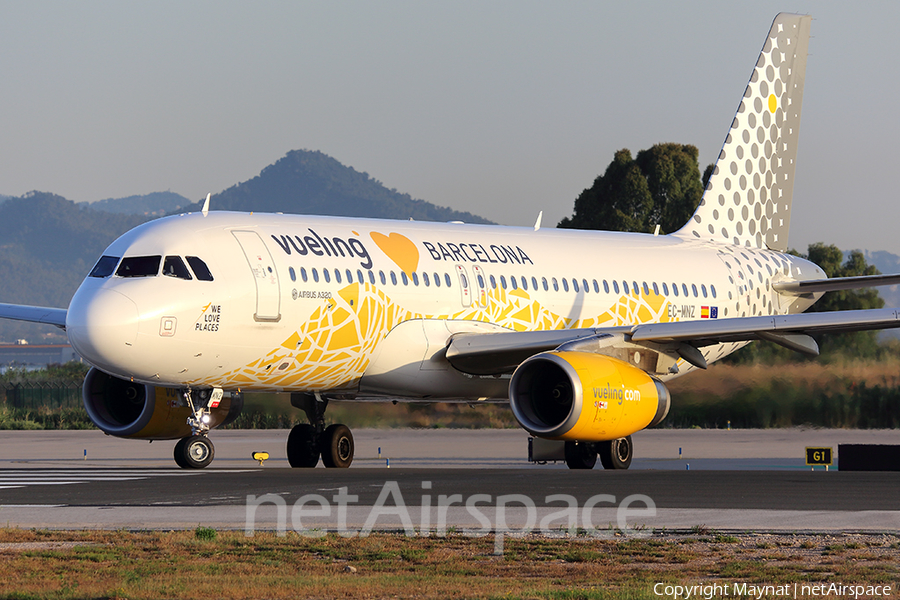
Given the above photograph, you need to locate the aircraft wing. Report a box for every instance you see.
[0,303,67,329]
[446,308,900,375]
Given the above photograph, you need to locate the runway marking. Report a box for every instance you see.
[0,469,254,491]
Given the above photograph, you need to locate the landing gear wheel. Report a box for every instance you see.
[173,437,188,469]
[321,424,354,468]
[598,436,633,470]
[564,441,597,470]
[287,424,320,468]
[175,435,215,469]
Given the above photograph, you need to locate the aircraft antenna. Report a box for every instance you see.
[201,193,211,217]
[533,211,543,231]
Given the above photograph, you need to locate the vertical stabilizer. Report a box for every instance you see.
[676,13,811,251]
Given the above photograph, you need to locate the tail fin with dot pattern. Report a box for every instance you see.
[675,13,811,252]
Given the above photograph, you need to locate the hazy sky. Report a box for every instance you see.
[2,1,899,254]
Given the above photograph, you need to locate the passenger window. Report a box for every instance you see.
[477,274,485,288]
[185,256,214,281]
[444,273,452,287]
[89,255,119,278]
[572,279,579,293]
[652,282,659,295]
[562,279,569,292]
[401,272,409,286]
[701,284,708,298]
[542,277,549,291]
[460,273,468,288]
[301,267,308,282]
[641,282,648,295]
[662,283,669,295]
[711,285,717,298]
[672,283,678,297]
[324,269,331,283]
[423,272,430,286]
[368,271,375,285]
[552,278,559,291]
[434,273,441,287]
[117,256,161,278]
[289,267,296,282]
[511,277,518,290]
[390,272,398,285]
[356,270,364,284]
[583,279,589,293]
[163,256,193,280]
[682,283,689,296]
[613,281,620,294]
[490,275,497,289]
[623,281,629,295]
[379,271,386,285]
[346,269,354,283]
[692,284,698,297]
[520,276,527,291]
[412,272,419,286]
[603,280,609,293]
[334,269,341,284]
[312,268,320,283]
[593,280,599,293]
[632,281,639,295]
[532,277,538,290]
[500,276,507,289]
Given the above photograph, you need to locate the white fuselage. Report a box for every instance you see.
[65,211,823,397]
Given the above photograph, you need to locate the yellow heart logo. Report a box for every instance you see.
[369,231,419,276]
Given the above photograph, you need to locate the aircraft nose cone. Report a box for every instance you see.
[67,288,139,370]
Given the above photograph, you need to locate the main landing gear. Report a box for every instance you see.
[173,388,220,469]
[287,392,355,468]
[564,436,633,470]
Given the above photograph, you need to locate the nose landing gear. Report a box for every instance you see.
[172,388,221,469]
[287,393,355,468]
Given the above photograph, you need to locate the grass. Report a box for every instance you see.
[0,530,896,599]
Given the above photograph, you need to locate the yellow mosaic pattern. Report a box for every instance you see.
[213,282,673,391]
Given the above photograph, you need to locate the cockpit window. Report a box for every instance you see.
[116,256,161,278]
[89,255,120,278]
[186,256,214,281]
[163,256,193,280]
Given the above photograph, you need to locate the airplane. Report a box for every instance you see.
[2,12,900,470]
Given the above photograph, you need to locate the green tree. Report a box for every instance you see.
[558,143,706,234]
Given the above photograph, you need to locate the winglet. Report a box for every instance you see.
[533,211,543,231]
[201,193,211,217]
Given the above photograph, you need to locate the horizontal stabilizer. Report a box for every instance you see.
[0,303,67,329]
[773,273,900,294]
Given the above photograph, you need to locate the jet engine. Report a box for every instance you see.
[509,352,670,442]
[82,367,243,440]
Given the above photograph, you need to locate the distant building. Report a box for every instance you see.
[0,344,81,372]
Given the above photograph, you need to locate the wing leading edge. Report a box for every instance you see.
[446,308,900,376]
[0,303,67,329]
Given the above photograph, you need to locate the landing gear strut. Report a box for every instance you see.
[287,393,354,468]
[173,388,220,469]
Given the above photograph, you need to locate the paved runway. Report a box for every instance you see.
[0,429,897,533]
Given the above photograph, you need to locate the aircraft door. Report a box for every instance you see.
[455,265,472,307]
[471,265,488,306]
[232,230,281,322]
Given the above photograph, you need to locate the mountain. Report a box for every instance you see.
[83,191,191,216]
[183,150,494,224]
[0,151,494,343]
[0,192,147,342]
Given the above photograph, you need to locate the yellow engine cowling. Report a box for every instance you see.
[509,352,670,442]
[82,368,243,440]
